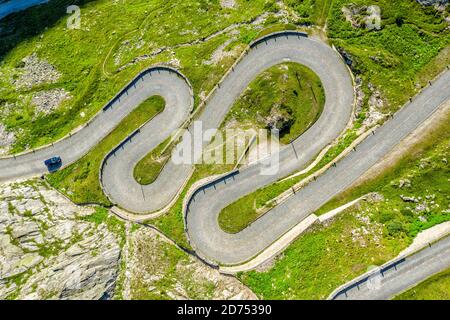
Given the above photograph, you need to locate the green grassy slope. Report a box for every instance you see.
[0,0,274,153]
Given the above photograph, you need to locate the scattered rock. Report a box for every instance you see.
[126,227,256,300]
[31,88,72,115]
[351,210,383,247]
[415,203,428,213]
[400,195,419,203]
[0,124,15,155]
[336,47,353,66]
[220,0,236,9]
[13,53,61,89]
[418,215,427,222]
[204,36,241,66]
[264,105,293,133]
[398,179,412,188]
[367,192,384,203]
[363,85,385,128]
[419,159,431,169]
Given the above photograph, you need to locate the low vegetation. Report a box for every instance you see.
[2,0,449,300]
[150,162,237,248]
[328,0,450,116]
[0,0,289,154]
[218,129,356,233]
[125,226,255,300]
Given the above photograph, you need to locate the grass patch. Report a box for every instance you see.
[0,0,277,153]
[218,62,325,233]
[218,0,450,234]
[393,267,450,300]
[81,206,126,246]
[133,137,171,185]
[224,62,325,144]
[315,112,450,219]
[284,0,333,26]
[46,95,164,205]
[129,227,222,300]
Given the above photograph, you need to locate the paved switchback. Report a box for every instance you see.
[185,69,450,265]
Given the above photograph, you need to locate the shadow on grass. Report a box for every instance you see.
[0,0,96,60]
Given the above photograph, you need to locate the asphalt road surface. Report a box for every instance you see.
[331,236,450,300]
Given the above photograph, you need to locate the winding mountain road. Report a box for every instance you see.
[186,68,450,265]
[102,33,353,213]
[1,32,449,269]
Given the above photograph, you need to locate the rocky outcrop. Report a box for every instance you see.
[342,4,369,29]
[264,105,293,134]
[0,179,121,300]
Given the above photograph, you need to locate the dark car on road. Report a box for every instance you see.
[44,156,62,172]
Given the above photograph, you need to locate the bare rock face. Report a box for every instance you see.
[362,83,386,128]
[264,105,293,134]
[220,0,236,9]
[0,179,121,300]
[366,192,385,203]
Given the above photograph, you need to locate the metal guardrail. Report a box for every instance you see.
[102,66,191,112]
[98,66,193,200]
[249,30,308,48]
[329,234,450,299]
[185,169,240,214]
[106,128,140,159]
[330,257,407,300]
[0,65,192,162]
